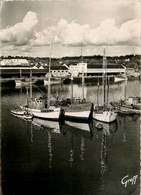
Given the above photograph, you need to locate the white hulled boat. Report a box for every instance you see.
[63,54,93,122]
[63,101,93,122]
[93,48,117,123]
[21,43,63,121]
[93,110,117,123]
[114,76,127,83]
[11,109,25,116]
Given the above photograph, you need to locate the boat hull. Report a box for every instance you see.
[64,111,91,122]
[114,77,127,83]
[20,106,62,121]
[118,106,141,115]
[63,103,93,122]
[93,111,117,123]
[11,110,24,115]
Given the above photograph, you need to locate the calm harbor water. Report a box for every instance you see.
[1,80,140,195]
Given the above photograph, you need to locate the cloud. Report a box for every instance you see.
[1,11,140,56]
[31,17,141,47]
[31,26,59,46]
[86,18,141,46]
[0,11,38,46]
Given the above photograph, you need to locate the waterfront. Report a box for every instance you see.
[1,80,140,195]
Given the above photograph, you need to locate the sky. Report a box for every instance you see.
[0,0,141,57]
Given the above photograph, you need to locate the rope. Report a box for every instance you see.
[32,84,47,96]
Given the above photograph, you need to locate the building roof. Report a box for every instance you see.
[1,59,29,66]
[87,63,124,69]
[51,65,68,70]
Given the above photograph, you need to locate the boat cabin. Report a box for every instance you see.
[126,97,141,105]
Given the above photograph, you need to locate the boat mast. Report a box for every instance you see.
[81,43,85,100]
[107,77,110,108]
[20,69,22,80]
[71,74,73,104]
[30,69,32,99]
[97,74,99,106]
[26,85,29,108]
[48,42,52,107]
[124,83,126,101]
[103,48,106,107]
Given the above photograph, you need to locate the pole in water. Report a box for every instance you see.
[107,77,110,108]
[48,42,52,108]
[97,82,99,106]
[71,74,73,104]
[82,67,85,100]
[30,69,32,99]
[124,84,126,101]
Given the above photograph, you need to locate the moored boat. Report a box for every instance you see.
[118,96,141,114]
[44,78,62,85]
[21,102,63,121]
[63,102,93,122]
[93,110,117,123]
[23,112,33,120]
[11,109,25,116]
[21,43,63,121]
[114,76,127,83]
[93,48,117,123]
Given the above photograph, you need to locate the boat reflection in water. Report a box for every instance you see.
[62,120,94,139]
[32,118,62,169]
[31,118,94,168]
[93,119,118,192]
[32,118,61,134]
[62,120,94,167]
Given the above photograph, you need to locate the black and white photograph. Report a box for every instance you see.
[0,0,140,194]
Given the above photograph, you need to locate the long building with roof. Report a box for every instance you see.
[0,59,30,66]
[68,62,126,77]
[0,58,126,78]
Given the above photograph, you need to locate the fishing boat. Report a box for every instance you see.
[62,59,93,121]
[63,101,93,122]
[61,48,93,122]
[118,96,141,115]
[11,109,25,116]
[114,76,127,83]
[118,106,141,115]
[21,44,63,121]
[23,111,33,120]
[125,96,141,109]
[93,48,117,123]
[44,77,62,85]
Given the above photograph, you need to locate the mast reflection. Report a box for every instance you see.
[47,130,52,169]
[93,120,118,191]
[80,137,85,161]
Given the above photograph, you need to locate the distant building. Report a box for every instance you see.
[50,65,69,77]
[0,59,29,66]
[68,62,126,77]
[69,63,87,77]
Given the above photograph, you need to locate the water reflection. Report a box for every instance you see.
[93,120,118,192]
[80,137,85,161]
[1,80,140,195]
[93,120,118,175]
[32,118,61,134]
[69,133,74,167]
[47,130,52,169]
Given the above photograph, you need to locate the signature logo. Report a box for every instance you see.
[121,175,138,187]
